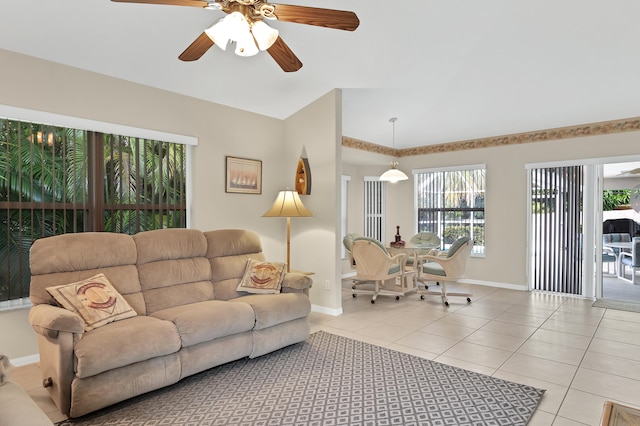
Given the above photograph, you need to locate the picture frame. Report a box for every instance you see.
[225,156,262,194]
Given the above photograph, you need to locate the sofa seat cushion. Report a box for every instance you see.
[151,300,256,347]
[75,316,181,379]
[230,293,311,331]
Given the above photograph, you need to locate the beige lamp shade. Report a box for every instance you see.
[263,189,312,272]
[263,189,313,218]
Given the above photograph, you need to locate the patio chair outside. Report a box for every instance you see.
[619,237,640,284]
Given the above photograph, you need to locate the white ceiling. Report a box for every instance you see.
[604,162,640,179]
[2,1,640,150]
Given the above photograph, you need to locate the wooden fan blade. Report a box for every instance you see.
[111,0,209,7]
[272,4,359,31]
[179,32,215,61]
[267,37,303,72]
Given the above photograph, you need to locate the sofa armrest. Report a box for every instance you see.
[281,272,313,291]
[28,304,84,338]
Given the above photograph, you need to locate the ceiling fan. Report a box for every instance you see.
[111,0,360,72]
[617,167,640,177]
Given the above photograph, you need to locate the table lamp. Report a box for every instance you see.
[263,189,313,272]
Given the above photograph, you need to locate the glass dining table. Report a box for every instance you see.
[386,242,440,257]
[603,241,633,251]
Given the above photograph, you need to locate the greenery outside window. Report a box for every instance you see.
[415,165,485,255]
[602,189,631,211]
[0,118,187,304]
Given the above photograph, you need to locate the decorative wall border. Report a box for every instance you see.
[342,117,640,157]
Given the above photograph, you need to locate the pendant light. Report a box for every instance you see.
[379,117,408,183]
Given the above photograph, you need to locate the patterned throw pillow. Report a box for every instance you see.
[237,259,286,294]
[46,273,136,332]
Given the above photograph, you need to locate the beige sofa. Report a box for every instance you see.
[28,228,313,418]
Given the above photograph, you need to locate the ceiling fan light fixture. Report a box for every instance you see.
[235,32,260,56]
[224,12,251,41]
[206,12,254,52]
[205,19,230,50]
[251,20,279,50]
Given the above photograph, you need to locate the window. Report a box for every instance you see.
[364,177,385,241]
[415,165,485,255]
[0,118,187,303]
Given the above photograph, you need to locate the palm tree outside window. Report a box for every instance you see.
[0,118,187,303]
[415,165,485,255]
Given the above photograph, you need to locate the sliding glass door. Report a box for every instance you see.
[529,166,584,294]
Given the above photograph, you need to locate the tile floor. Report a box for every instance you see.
[603,274,640,303]
[11,279,640,425]
[308,279,640,426]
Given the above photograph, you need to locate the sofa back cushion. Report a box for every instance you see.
[133,228,212,314]
[29,232,144,314]
[204,229,266,301]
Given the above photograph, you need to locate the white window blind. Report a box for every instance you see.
[530,165,583,294]
[414,165,485,254]
[364,177,385,242]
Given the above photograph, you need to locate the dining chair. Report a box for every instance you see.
[409,232,441,250]
[618,237,640,284]
[406,232,441,266]
[343,233,377,290]
[602,247,617,276]
[417,236,473,306]
[342,233,360,268]
[351,238,417,304]
[603,233,632,257]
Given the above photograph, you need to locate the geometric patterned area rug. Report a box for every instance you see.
[57,331,544,426]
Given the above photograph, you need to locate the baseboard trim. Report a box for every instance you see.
[342,274,526,291]
[311,304,342,316]
[11,354,39,367]
[460,279,528,291]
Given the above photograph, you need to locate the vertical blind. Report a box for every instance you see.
[0,118,187,303]
[102,135,186,233]
[415,167,485,253]
[530,166,583,294]
[364,178,385,242]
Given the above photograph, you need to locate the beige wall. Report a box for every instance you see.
[343,132,640,288]
[0,308,34,364]
[0,49,341,359]
[284,91,342,313]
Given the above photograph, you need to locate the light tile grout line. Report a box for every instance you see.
[546,303,608,425]
[433,289,602,422]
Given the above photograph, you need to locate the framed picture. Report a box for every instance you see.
[226,156,262,194]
